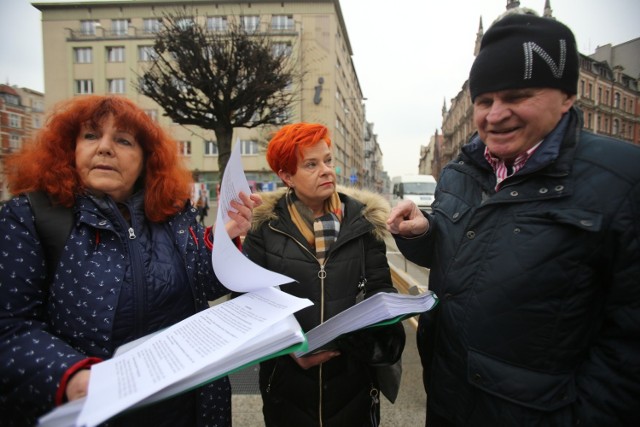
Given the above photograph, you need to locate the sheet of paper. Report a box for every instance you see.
[216,140,253,225]
[38,398,85,427]
[211,140,296,292]
[295,291,438,357]
[140,314,305,406]
[73,287,310,427]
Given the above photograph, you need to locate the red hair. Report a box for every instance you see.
[5,95,192,222]
[266,123,332,175]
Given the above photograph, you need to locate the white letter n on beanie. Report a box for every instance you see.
[523,39,566,80]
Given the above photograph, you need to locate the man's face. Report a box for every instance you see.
[473,88,575,161]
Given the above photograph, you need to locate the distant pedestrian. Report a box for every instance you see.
[196,196,209,225]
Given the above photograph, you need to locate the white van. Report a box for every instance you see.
[391,174,437,211]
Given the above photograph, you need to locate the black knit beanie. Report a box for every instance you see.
[469,13,579,101]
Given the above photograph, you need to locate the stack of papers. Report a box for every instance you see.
[296,291,438,357]
[39,288,310,427]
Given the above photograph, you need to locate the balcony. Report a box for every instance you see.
[65,25,299,42]
[66,26,155,41]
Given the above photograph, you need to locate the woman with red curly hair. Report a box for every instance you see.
[244,123,405,426]
[0,95,259,426]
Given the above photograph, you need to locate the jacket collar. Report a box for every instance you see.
[462,107,581,179]
[251,185,390,242]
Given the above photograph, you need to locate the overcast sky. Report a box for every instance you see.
[1,0,639,177]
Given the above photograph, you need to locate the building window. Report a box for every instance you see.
[9,113,21,128]
[10,134,21,151]
[80,20,98,35]
[579,80,585,97]
[3,93,20,106]
[107,78,126,94]
[176,17,195,30]
[241,15,260,33]
[107,46,125,62]
[33,116,42,129]
[612,119,619,136]
[275,108,291,125]
[272,42,292,57]
[271,15,293,30]
[178,141,191,156]
[143,18,161,34]
[239,139,259,155]
[138,46,156,61]
[138,76,152,92]
[587,113,592,129]
[614,92,620,109]
[74,47,93,63]
[587,83,593,99]
[207,16,227,32]
[144,109,158,122]
[171,76,188,93]
[75,79,94,94]
[204,140,218,156]
[112,19,129,36]
[597,87,602,104]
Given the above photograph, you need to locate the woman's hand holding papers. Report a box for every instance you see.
[290,350,341,370]
[66,370,91,401]
[224,191,263,239]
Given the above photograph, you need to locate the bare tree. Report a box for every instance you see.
[137,10,299,176]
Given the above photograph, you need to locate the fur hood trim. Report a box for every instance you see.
[251,186,391,241]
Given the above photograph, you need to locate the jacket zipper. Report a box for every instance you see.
[318,263,327,427]
[111,199,144,339]
[267,224,330,426]
[266,358,278,394]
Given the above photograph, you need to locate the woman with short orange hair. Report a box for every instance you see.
[244,122,405,426]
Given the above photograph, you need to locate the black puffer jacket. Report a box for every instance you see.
[243,187,404,427]
[397,108,640,426]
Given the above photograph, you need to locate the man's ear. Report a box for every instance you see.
[561,93,577,113]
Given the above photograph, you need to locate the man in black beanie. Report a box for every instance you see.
[387,11,640,427]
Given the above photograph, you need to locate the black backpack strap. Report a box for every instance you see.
[26,191,74,282]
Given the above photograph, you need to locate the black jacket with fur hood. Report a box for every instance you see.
[243,186,403,427]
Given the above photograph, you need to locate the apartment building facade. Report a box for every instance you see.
[33,0,371,197]
[0,85,45,200]
[434,2,640,179]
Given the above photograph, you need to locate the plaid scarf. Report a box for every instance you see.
[286,189,343,264]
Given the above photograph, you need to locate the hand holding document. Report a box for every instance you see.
[295,291,438,357]
[40,288,311,427]
[39,142,311,427]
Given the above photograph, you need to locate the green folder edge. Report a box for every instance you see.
[302,293,440,355]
